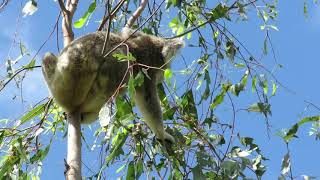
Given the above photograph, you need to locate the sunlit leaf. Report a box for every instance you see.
[18,104,46,126]
[247,102,271,117]
[164,68,173,85]
[271,82,277,96]
[209,4,229,21]
[22,59,36,69]
[280,153,290,175]
[252,76,257,92]
[74,0,96,28]
[22,0,38,17]
[30,145,50,163]
[116,164,126,173]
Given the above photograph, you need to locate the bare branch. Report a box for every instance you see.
[61,0,78,45]
[57,0,69,14]
[125,0,148,27]
[66,111,82,180]
[58,0,82,179]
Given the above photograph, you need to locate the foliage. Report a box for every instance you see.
[0,0,319,179]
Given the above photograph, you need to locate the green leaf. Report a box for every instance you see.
[226,40,236,62]
[280,153,290,175]
[298,116,320,125]
[209,4,229,21]
[210,90,226,110]
[221,160,240,177]
[181,90,198,119]
[18,104,46,126]
[30,145,50,163]
[268,25,279,31]
[126,161,135,180]
[0,155,19,177]
[271,82,277,96]
[284,116,320,142]
[252,76,257,92]
[263,37,268,55]
[234,63,245,68]
[22,0,38,17]
[74,1,96,28]
[172,0,182,7]
[259,78,268,95]
[191,165,206,180]
[166,0,173,9]
[19,41,29,56]
[163,107,176,120]
[164,68,173,85]
[304,2,308,17]
[106,129,128,164]
[116,96,132,118]
[134,71,144,87]
[22,59,36,69]
[169,17,184,35]
[284,123,298,142]
[113,52,136,61]
[135,159,143,179]
[128,76,136,105]
[116,164,126,173]
[201,69,211,101]
[247,102,271,117]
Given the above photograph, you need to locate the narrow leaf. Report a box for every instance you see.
[74,1,96,28]
[126,161,135,180]
[19,104,46,126]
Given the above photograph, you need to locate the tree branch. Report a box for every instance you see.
[58,0,81,179]
[66,111,82,180]
[57,0,69,14]
[97,0,126,31]
[61,0,78,45]
[125,0,148,27]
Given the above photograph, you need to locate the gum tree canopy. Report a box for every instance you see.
[0,0,319,179]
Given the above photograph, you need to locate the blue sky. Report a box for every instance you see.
[1,0,320,179]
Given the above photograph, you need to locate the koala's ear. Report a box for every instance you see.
[162,37,185,62]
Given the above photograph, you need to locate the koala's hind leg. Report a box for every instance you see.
[134,78,175,144]
[42,52,58,81]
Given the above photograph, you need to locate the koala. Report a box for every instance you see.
[42,28,184,143]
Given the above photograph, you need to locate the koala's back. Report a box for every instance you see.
[54,32,128,113]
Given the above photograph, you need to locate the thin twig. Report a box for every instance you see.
[0,66,41,92]
[97,0,126,31]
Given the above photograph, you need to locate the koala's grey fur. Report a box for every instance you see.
[42,28,184,143]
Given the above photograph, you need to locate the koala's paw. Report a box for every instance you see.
[42,52,57,78]
[163,132,175,144]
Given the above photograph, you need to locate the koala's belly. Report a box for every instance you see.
[78,69,127,113]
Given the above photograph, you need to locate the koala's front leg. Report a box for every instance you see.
[135,78,175,144]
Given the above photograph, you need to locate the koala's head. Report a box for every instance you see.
[162,37,184,63]
[122,27,184,63]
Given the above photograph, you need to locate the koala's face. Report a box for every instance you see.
[162,38,184,63]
